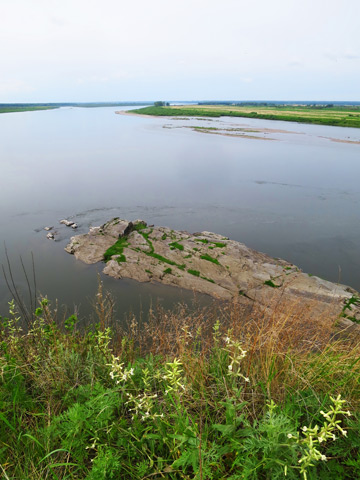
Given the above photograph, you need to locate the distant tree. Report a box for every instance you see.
[154,101,166,107]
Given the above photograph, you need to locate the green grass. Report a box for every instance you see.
[200,253,221,265]
[136,230,188,271]
[201,275,215,283]
[195,239,227,248]
[133,221,147,232]
[213,242,227,248]
[163,267,172,275]
[1,295,360,479]
[340,295,360,324]
[169,241,184,251]
[264,279,281,288]
[187,269,200,277]
[130,104,360,129]
[103,237,129,262]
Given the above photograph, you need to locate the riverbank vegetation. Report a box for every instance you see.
[0,102,153,115]
[1,285,360,479]
[130,104,360,128]
[0,105,58,114]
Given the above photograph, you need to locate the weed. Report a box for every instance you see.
[200,253,220,265]
[169,241,184,251]
[2,286,360,479]
[264,279,280,288]
[187,269,200,277]
[103,237,129,262]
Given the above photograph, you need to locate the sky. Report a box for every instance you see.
[1,0,359,102]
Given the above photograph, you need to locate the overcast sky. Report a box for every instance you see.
[1,0,359,102]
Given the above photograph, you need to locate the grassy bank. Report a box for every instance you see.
[0,102,153,115]
[130,105,360,128]
[1,287,360,479]
[0,106,58,114]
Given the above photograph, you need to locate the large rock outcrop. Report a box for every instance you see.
[65,218,360,331]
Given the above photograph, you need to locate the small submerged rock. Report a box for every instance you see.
[46,232,55,240]
[60,219,75,227]
[64,217,360,331]
[44,226,53,231]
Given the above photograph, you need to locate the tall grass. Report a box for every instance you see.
[1,285,360,479]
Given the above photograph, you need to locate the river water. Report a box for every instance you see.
[1,106,359,321]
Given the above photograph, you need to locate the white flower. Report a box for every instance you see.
[302,426,308,432]
[321,455,327,461]
[244,377,250,383]
[228,365,233,371]
[287,433,293,438]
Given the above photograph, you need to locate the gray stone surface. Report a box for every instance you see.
[65,218,360,330]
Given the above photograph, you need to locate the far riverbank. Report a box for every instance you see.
[129,104,360,129]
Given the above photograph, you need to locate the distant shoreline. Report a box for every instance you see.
[0,106,58,114]
[0,102,153,115]
[128,105,360,129]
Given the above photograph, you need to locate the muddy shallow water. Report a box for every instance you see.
[1,106,359,322]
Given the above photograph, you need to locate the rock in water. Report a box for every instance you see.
[60,219,75,227]
[65,218,360,331]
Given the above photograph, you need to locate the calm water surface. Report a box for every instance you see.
[1,106,360,320]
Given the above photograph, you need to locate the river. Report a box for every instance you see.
[1,106,359,321]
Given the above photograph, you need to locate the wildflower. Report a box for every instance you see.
[287,433,293,439]
[292,395,351,479]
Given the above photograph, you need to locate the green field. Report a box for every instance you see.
[130,104,360,128]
